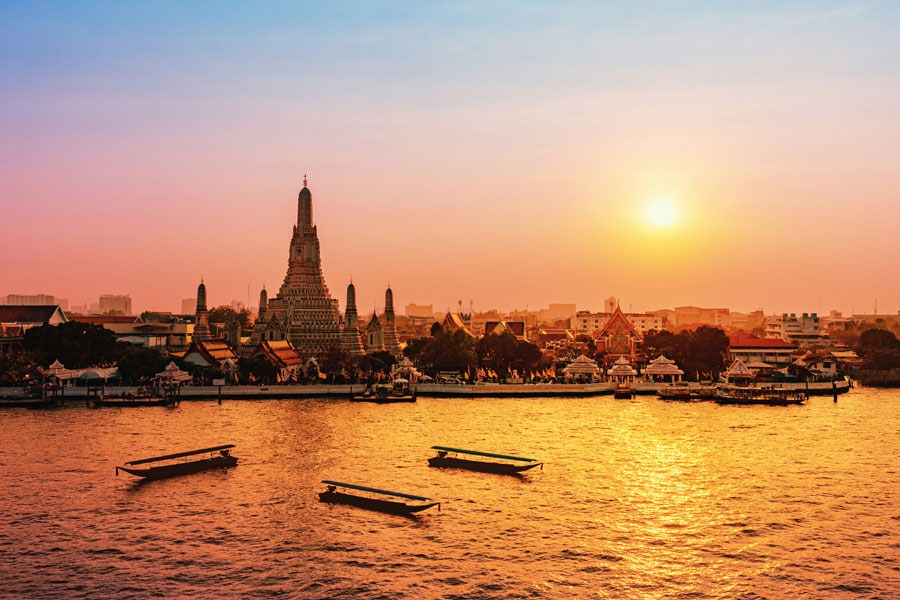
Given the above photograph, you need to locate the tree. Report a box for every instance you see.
[402,337,430,361]
[685,326,729,381]
[857,328,900,370]
[117,346,168,385]
[0,350,41,386]
[513,340,545,377]
[641,330,681,362]
[238,354,279,384]
[420,329,476,376]
[477,331,519,380]
[430,322,443,337]
[22,322,123,368]
[320,346,352,383]
[209,305,254,330]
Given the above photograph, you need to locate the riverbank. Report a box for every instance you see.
[0,377,852,403]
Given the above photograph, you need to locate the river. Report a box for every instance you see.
[0,387,897,598]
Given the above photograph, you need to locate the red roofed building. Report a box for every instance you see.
[253,339,303,382]
[593,307,641,362]
[182,339,239,373]
[442,312,473,337]
[727,333,797,369]
[0,305,68,355]
[484,321,527,341]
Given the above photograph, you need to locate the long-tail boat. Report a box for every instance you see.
[427,446,543,475]
[116,444,238,480]
[318,480,440,515]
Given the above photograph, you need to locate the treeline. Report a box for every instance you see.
[3,318,900,387]
[639,326,730,381]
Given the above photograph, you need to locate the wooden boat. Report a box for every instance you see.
[116,444,238,480]
[715,384,807,406]
[657,382,717,401]
[613,384,633,399]
[318,480,440,515]
[93,395,172,407]
[0,397,54,409]
[427,446,543,475]
[351,379,416,403]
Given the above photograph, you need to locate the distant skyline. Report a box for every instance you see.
[3,2,899,317]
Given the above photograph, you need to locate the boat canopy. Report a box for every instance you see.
[321,480,431,502]
[431,445,538,463]
[125,444,235,466]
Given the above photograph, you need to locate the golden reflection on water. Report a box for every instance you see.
[0,390,897,598]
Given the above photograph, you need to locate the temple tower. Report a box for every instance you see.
[258,286,268,322]
[382,286,401,357]
[254,177,343,357]
[342,281,364,356]
[366,312,384,352]
[193,279,211,341]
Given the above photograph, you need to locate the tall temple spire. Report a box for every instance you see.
[251,180,342,357]
[193,279,211,341]
[382,286,401,357]
[342,281,363,356]
[297,178,313,228]
[258,285,268,322]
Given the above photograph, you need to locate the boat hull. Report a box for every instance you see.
[318,490,439,515]
[715,396,806,406]
[427,455,542,475]
[715,385,807,406]
[94,397,171,407]
[117,455,238,480]
[350,394,415,403]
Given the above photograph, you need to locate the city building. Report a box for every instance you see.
[181,297,197,314]
[766,313,830,347]
[98,294,132,315]
[570,309,665,337]
[727,333,797,369]
[673,306,731,329]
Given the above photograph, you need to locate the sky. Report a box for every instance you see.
[2,1,899,317]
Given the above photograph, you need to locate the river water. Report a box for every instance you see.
[0,388,897,599]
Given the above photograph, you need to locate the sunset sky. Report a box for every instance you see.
[2,2,899,317]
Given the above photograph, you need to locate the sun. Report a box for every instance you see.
[644,196,678,228]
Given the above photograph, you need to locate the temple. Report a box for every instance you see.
[252,178,344,357]
[192,279,211,341]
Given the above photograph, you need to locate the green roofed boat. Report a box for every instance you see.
[318,480,441,516]
[428,446,543,475]
[116,444,238,480]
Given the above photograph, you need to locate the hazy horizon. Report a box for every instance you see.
[3,2,898,317]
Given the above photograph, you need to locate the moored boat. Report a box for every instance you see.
[613,384,633,399]
[427,446,543,475]
[715,384,807,406]
[116,444,238,480]
[657,382,718,401]
[318,480,440,515]
[93,394,173,407]
[351,378,416,403]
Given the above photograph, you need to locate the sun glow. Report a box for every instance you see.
[644,197,678,228]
